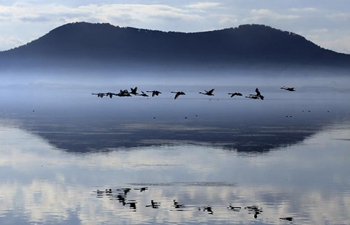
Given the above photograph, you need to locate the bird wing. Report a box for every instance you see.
[174,92,180,99]
[207,89,214,95]
[255,88,261,96]
[228,93,235,97]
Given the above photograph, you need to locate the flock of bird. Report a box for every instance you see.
[92,86,295,100]
[95,187,293,222]
[92,87,296,222]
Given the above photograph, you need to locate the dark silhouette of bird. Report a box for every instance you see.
[281,86,295,91]
[227,204,241,211]
[228,92,243,98]
[203,206,214,214]
[130,87,139,95]
[126,202,137,209]
[245,205,261,211]
[105,92,115,98]
[255,88,264,100]
[245,205,263,218]
[245,94,259,99]
[147,90,162,97]
[116,194,126,203]
[105,188,112,193]
[171,91,186,99]
[133,187,148,192]
[173,199,185,208]
[279,217,293,221]
[116,89,131,97]
[140,187,148,192]
[139,91,149,97]
[122,188,131,195]
[199,89,215,96]
[246,88,264,100]
[92,93,106,98]
[146,200,160,208]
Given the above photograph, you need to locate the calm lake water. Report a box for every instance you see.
[1,84,350,224]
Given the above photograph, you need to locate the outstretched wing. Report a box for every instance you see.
[255,88,261,96]
[207,89,214,95]
[131,87,138,94]
[174,92,180,99]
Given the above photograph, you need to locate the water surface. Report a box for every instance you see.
[1,84,350,224]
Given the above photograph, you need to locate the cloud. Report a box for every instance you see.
[1,122,350,224]
[317,35,350,54]
[0,35,25,49]
[0,3,202,25]
[326,12,350,21]
[0,2,349,53]
[249,9,299,20]
[20,15,52,23]
[289,7,318,12]
[186,2,221,9]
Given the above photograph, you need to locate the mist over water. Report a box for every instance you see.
[1,71,350,224]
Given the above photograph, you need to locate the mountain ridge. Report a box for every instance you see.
[1,22,349,73]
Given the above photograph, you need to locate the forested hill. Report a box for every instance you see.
[1,22,349,73]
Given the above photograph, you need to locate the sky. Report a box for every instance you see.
[0,0,350,54]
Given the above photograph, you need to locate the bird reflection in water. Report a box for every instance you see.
[198,206,213,214]
[245,205,263,219]
[173,199,185,209]
[94,188,291,221]
[134,187,148,192]
[227,204,241,212]
[146,200,161,209]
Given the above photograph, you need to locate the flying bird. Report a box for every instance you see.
[130,87,139,95]
[228,92,243,98]
[139,91,149,97]
[105,92,115,98]
[171,91,186,99]
[281,86,295,91]
[92,93,106,98]
[199,89,215,96]
[116,89,132,97]
[245,94,259,99]
[147,90,162,97]
[254,88,264,100]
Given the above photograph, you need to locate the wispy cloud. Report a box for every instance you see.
[305,29,350,54]
[0,35,24,47]
[0,2,349,53]
[249,9,299,20]
[289,7,318,12]
[326,12,350,21]
[186,2,221,9]
[0,3,202,25]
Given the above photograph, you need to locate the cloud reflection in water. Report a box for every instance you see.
[0,121,350,224]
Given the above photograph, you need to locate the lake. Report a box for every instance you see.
[0,83,350,224]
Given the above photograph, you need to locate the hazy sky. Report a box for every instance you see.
[1,0,350,54]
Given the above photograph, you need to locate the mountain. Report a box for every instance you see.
[1,22,350,74]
